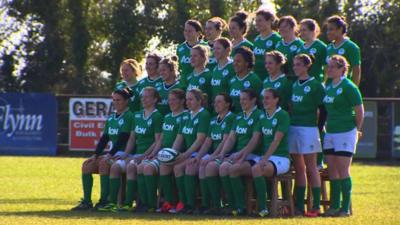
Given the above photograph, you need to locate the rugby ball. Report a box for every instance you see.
[157,148,180,164]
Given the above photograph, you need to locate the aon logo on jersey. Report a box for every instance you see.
[262,127,273,136]
[211,133,222,141]
[211,78,221,86]
[323,96,334,104]
[187,84,199,90]
[135,126,147,134]
[230,89,241,97]
[163,123,174,131]
[253,47,266,55]
[182,127,194,134]
[236,126,248,134]
[181,56,191,63]
[108,127,119,135]
[160,99,168,105]
[292,95,303,103]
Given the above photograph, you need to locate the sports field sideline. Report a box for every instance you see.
[0,156,398,225]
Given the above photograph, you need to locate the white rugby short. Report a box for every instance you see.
[268,155,291,175]
[288,126,322,154]
[323,128,358,153]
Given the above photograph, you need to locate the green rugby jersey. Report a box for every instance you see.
[228,71,262,113]
[179,108,211,151]
[208,111,236,154]
[135,76,163,96]
[253,32,282,80]
[323,77,362,133]
[155,80,186,116]
[104,110,135,152]
[290,77,325,126]
[296,39,327,81]
[133,109,163,154]
[231,107,262,154]
[114,81,140,112]
[161,110,188,148]
[177,40,208,87]
[210,60,235,102]
[257,107,290,158]
[275,38,304,79]
[326,39,361,79]
[261,74,292,110]
[186,68,212,98]
[231,39,254,57]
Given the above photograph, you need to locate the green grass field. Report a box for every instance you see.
[0,156,399,225]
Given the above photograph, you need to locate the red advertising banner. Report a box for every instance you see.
[69,98,113,151]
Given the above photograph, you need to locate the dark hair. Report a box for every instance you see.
[264,88,280,100]
[265,50,287,65]
[326,15,347,34]
[207,17,227,31]
[215,92,233,110]
[230,11,249,35]
[256,9,278,30]
[160,56,179,72]
[142,87,161,104]
[234,46,255,69]
[146,53,162,66]
[294,54,313,69]
[169,88,186,101]
[215,37,232,49]
[240,88,257,100]
[186,19,204,39]
[300,18,321,36]
[278,15,298,30]
[113,87,134,100]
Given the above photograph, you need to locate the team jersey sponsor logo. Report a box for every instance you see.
[160,99,168,105]
[210,120,216,125]
[336,88,343,95]
[163,123,174,131]
[309,48,317,55]
[182,126,193,134]
[266,40,273,47]
[230,78,236,83]
[338,48,345,55]
[147,119,152,126]
[181,56,191,63]
[176,117,181,123]
[274,82,281,88]
[187,84,199,90]
[259,114,265,119]
[272,118,277,126]
[230,89,241,97]
[211,132,222,140]
[304,86,311,93]
[244,81,251,88]
[211,78,221,86]
[236,126,248,134]
[135,114,141,118]
[253,47,265,55]
[118,119,124,126]
[262,127,273,135]
[323,96,335,103]
[108,127,119,135]
[292,95,303,102]
[199,77,206,84]
[223,69,229,77]
[248,118,254,125]
[135,126,147,134]
[290,45,298,52]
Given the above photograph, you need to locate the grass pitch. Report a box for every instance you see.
[0,156,399,225]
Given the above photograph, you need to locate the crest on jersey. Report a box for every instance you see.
[266,40,273,47]
[248,118,254,125]
[338,48,345,55]
[337,87,343,95]
[290,45,298,52]
[260,114,265,119]
[310,48,317,55]
[221,122,226,129]
[199,77,206,84]
[223,69,229,76]
[244,81,251,88]
[274,82,281,88]
[272,118,277,126]
[147,119,152,126]
[194,118,199,125]
[178,47,184,52]
[118,119,124,125]
[304,86,311,93]
[176,117,181,123]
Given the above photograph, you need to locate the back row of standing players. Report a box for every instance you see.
[74,9,363,218]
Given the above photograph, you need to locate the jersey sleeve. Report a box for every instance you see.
[315,82,326,106]
[277,112,290,134]
[224,115,235,134]
[348,42,361,67]
[153,113,163,134]
[103,119,110,135]
[120,113,134,133]
[319,42,328,66]
[346,84,363,106]
[197,111,211,134]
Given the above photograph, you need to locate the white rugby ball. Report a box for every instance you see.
[157,148,180,164]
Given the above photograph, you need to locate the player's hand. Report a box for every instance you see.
[357,130,363,140]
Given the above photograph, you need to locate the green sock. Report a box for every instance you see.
[230,176,245,210]
[330,179,341,209]
[100,175,110,202]
[144,175,158,208]
[220,176,234,208]
[109,177,120,204]
[124,179,137,206]
[184,175,196,208]
[312,187,321,209]
[266,180,272,200]
[82,174,93,202]
[199,178,209,207]
[160,175,175,203]
[207,176,221,208]
[340,177,352,212]
[175,176,186,203]
[294,186,306,212]
[137,174,148,205]
[253,176,267,210]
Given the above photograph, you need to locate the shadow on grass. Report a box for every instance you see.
[0,198,75,205]
[0,210,288,221]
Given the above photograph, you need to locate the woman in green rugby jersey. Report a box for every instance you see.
[253,9,281,80]
[156,89,188,213]
[251,88,291,217]
[72,88,135,211]
[136,53,163,96]
[99,87,163,212]
[322,55,364,217]
[228,46,262,113]
[205,17,227,70]
[289,54,326,217]
[326,16,361,86]
[218,89,263,216]
[156,56,186,115]
[177,20,206,86]
[170,88,211,214]
[115,59,142,112]
[210,38,235,106]
[275,16,304,79]
[186,45,212,102]
[298,19,327,82]
[229,11,254,56]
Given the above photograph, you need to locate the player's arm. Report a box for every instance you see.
[94,133,110,157]
[123,131,136,155]
[196,137,212,159]
[237,131,261,160]
[262,132,284,161]
[182,133,207,158]
[144,133,162,158]
[218,131,237,158]
[211,133,230,157]
[172,134,184,152]
[352,65,361,86]
[355,104,364,137]
[110,132,131,159]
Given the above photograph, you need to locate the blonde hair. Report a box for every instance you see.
[120,59,142,77]
[329,55,349,75]
[192,45,209,67]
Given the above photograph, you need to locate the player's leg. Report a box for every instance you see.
[159,163,175,212]
[229,160,252,215]
[143,160,160,211]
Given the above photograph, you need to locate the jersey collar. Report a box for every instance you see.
[332,75,346,88]
[282,38,300,46]
[216,59,233,70]
[266,107,281,119]
[217,111,232,124]
[332,38,349,49]
[269,73,286,82]
[296,76,315,86]
[236,71,252,81]
[190,107,204,118]
[147,76,162,83]
[193,68,209,77]
[258,32,275,41]
[303,39,317,49]
[113,108,129,120]
[143,108,158,120]
[163,80,179,90]
[233,39,249,49]
[172,109,187,117]
[243,106,257,119]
